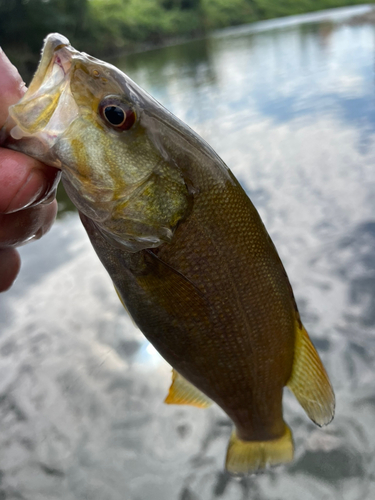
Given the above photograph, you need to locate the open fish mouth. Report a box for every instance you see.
[1,33,80,160]
[27,33,73,95]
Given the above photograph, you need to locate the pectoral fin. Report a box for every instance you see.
[287,324,335,426]
[164,369,213,408]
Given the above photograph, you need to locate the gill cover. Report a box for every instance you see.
[2,33,192,252]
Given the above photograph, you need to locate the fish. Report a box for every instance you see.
[1,33,335,475]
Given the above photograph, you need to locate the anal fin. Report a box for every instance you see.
[226,425,294,475]
[164,369,213,408]
[287,325,335,427]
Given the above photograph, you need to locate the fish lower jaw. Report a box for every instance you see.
[10,125,56,144]
[7,127,62,166]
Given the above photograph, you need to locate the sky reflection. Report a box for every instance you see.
[2,5,375,500]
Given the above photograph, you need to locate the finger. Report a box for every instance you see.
[0,200,58,247]
[0,48,27,127]
[0,247,21,292]
[0,148,60,214]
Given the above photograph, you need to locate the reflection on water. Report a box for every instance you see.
[3,5,375,499]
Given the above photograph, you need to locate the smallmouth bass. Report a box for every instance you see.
[1,34,335,474]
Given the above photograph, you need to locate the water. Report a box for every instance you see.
[2,5,375,499]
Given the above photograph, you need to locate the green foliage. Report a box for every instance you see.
[0,0,89,79]
[161,0,200,10]
[201,0,257,29]
[255,0,375,19]
[0,0,88,49]
[88,0,202,49]
[1,0,375,80]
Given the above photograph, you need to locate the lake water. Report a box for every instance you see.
[2,4,375,499]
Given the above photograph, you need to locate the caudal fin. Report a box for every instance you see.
[225,425,294,475]
[287,325,335,426]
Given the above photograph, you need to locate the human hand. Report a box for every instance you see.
[0,49,60,292]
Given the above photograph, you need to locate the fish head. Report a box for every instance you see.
[2,33,191,251]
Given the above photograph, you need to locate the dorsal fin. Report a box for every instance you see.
[287,324,335,426]
[164,369,213,408]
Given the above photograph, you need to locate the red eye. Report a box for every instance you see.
[99,97,136,131]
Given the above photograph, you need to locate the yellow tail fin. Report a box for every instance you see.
[287,325,335,426]
[225,425,294,475]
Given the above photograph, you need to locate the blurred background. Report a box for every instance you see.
[2,2,375,499]
[0,0,373,79]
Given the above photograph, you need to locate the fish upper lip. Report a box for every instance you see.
[4,33,78,148]
[45,32,70,52]
[49,35,76,77]
[26,33,73,96]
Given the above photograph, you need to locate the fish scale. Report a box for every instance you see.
[1,32,335,475]
[145,180,294,434]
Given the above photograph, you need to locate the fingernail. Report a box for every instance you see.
[17,226,45,247]
[30,226,45,241]
[39,187,57,206]
[5,170,49,213]
[30,170,61,208]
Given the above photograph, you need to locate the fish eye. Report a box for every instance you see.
[99,97,136,131]
[104,106,125,126]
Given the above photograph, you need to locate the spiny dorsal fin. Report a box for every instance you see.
[287,325,335,427]
[164,369,213,408]
[226,425,294,475]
